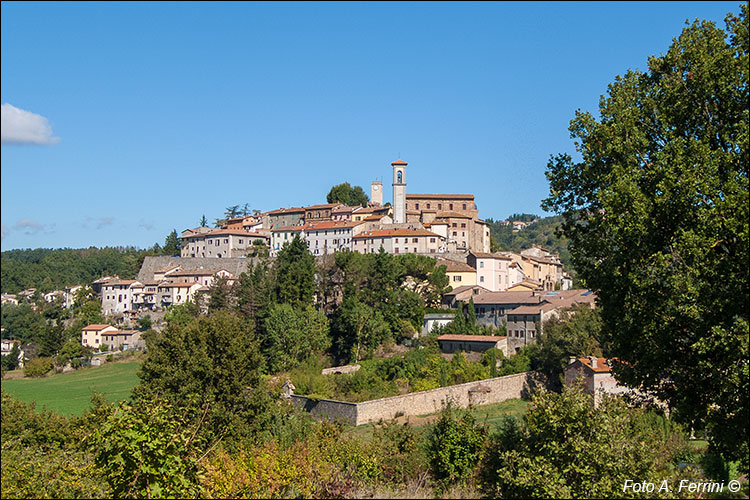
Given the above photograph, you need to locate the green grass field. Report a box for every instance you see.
[2,361,142,417]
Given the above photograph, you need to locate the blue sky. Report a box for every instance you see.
[1,1,741,250]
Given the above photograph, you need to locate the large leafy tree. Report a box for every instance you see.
[326,182,369,207]
[134,310,265,442]
[263,303,330,373]
[542,6,748,465]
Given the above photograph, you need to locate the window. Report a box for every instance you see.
[416,203,420,210]
[454,275,461,282]
[453,231,457,236]
[452,223,457,227]
[461,223,466,228]
[438,203,442,209]
[412,238,418,243]
[395,238,399,243]
[480,262,484,268]
[394,248,399,254]
[397,171,402,183]
[463,203,467,210]
[224,239,229,244]
[239,239,243,244]
[480,276,485,283]
[430,238,435,242]
[450,203,453,210]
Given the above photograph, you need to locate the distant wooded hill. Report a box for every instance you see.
[0,247,158,294]
[485,215,572,271]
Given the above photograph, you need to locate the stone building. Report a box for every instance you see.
[352,228,444,255]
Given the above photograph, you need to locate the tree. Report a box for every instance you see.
[276,235,315,307]
[162,229,181,256]
[541,5,748,467]
[427,402,487,484]
[263,303,330,373]
[134,311,265,443]
[326,182,369,207]
[332,296,391,363]
[199,215,208,227]
[526,304,603,389]
[479,384,697,498]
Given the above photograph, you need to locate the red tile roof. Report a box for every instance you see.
[406,194,474,200]
[576,357,612,373]
[436,259,475,273]
[82,324,114,331]
[471,251,512,260]
[307,220,364,230]
[305,203,341,211]
[391,159,408,165]
[267,207,306,215]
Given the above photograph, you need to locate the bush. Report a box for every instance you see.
[426,402,487,483]
[23,357,53,377]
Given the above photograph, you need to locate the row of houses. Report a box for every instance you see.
[97,265,235,315]
[434,288,596,353]
[436,246,571,293]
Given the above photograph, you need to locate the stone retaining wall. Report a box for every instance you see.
[290,371,543,426]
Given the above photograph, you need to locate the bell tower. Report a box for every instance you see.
[392,159,407,224]
[371,180,383,206]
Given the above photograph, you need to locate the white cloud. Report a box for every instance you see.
[1,103,61,145]
[14,218,54,235]
[83,216,115,230]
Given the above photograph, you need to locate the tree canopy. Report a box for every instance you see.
[542,5,748,466]
[326,182,369,207]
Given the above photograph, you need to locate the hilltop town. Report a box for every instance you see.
[2,158,581,363]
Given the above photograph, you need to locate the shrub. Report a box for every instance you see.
[23,356,53,377]
[426,402,487,483]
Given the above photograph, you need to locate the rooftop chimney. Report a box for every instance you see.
[588,356,598,369]
[568,356,577,365]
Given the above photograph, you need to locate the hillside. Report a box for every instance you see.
[0,247,160,294]
[485,215,572,271]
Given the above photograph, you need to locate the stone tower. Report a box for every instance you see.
[392,159,407,223]
[370,180,383,206]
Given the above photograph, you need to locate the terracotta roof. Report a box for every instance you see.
[437,334,506,342]
[471,251,511,260]
[82,324,114,331]
[363,215,385,221]
[305,203,341,210]
[205,229,263,237]
[354,228,441,239]
[307,220,364,230]
[443,285,490,296]
[507,303,555,315]
[406,194,474,200]
[267,207,306,215]
[436,259,475,273]
[471,291,541,305]
[576,357,612,373]
[391,159,408,165]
